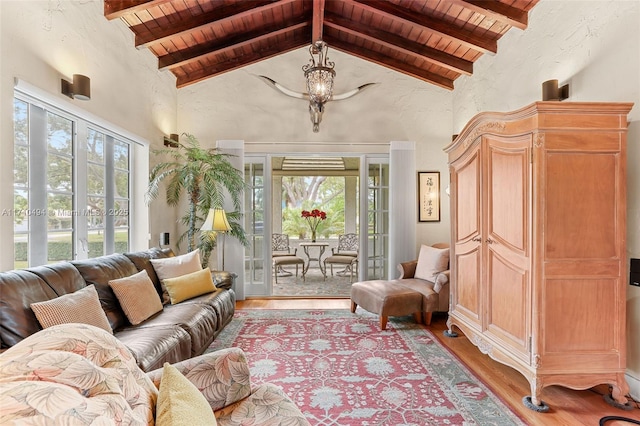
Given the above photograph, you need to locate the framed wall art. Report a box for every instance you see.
[418,171,440,222]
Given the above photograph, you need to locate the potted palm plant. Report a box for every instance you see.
[146,134,247,268]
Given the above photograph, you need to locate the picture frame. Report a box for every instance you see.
[418,171,440,222]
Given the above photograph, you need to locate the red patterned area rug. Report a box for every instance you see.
[208,309,526,426]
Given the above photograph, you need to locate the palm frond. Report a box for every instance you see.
[148,133,247,264]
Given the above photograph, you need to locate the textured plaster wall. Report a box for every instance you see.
[0,0,178,270]
[453,0,640,397]
[177,47,454,247]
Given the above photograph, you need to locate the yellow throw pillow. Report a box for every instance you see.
[162,268,216,304]
[30,285,112,334]
[109,270,164,325]
[156,362,217,426]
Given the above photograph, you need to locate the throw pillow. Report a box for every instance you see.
[162,268,216,304]
[150,249,202,281]
[30,285,112,334]
[414,245,450,282]
[156,362,217,426]
[109,270,163,325]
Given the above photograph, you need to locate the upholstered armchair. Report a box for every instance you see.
[272,233,305,283]
[396,243,450,325]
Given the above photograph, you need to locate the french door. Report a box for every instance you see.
[242,154,389,296]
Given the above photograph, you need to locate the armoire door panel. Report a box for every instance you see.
[545,153,618,260]
[454,249,481,324]
[486,249,529,359]
[543,278,617,353]
[454,151,481,241]
[486,136,530,256]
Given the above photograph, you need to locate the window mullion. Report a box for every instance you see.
[104,135,115,254]
[28,104,47,267]
[75,122,89,259]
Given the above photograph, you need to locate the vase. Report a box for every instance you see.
[311,230,316,242]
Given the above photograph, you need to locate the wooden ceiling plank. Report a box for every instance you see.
[159,18,309,70]
[134,0,296,48]
[324,35,455,90]
[312,0,326,42]
[324,12,472,75]
[348,0,497,54]
[452,0,529,30]
[176,34,309,87]
[104,0,172,21]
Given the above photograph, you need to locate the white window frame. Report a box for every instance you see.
[13,80,148,267]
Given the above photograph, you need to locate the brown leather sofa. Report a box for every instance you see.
[0,247,236,372]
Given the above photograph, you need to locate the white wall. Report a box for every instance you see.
[0,0,178,270]
[452,0,640,400]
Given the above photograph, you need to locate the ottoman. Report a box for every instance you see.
[350,280,423,330]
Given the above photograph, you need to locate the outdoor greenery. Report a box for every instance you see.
[146,134,247,267]
[281,176,348,238]
[14,231,129,268]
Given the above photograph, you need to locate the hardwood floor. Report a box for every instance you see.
[237,298,640,426]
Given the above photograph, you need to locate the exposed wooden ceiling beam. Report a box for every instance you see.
[324,35,455,90]
[176,35,308,88]
[453,0,529,30]
[134,0,295,49]
[348,0,497,54]
[311,0,325,43]
[104,0,170,21]
[324,12,472,76]
[159,19,309,71]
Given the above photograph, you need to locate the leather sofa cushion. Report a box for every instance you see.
[116,325,192,372]
[0,270,58,348]
[135,303,218,357]
[71,254,139,331]
[29,262,87,296]
[181,288,236,334]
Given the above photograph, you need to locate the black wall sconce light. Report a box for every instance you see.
[163,133,179,148]
[61,74,91,100]
[542,79,569,101]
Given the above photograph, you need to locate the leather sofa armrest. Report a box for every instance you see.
[212,271,236,290]
[397,260,418,279]
[147,347,252,411]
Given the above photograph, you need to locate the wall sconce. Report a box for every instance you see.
[61,74,91,100]
[163,133,179,148]
[542,79,569,101]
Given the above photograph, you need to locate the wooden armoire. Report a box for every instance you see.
[444,102,633,410]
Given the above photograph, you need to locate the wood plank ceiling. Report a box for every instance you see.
[104,0,539,89]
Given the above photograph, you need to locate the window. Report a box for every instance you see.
[12,95,132,268]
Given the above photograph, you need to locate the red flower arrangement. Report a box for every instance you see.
[301,209,326,241]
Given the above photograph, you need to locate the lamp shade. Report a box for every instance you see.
[201,208,231,232]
